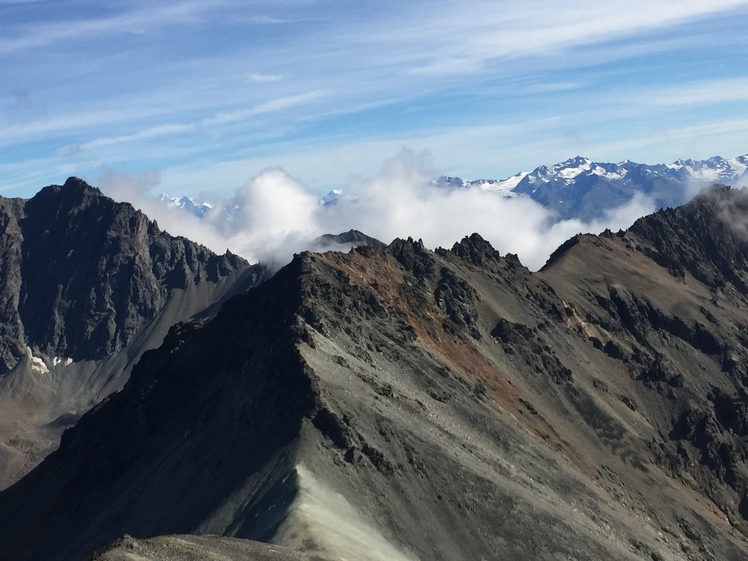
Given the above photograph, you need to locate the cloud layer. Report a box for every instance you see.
[100,150,658,271]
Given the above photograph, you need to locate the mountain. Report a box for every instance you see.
[438,154,748,220]
[2,184,748,560]
[311,229,386,251]
[158,194,213,218]
[0,178,267,489]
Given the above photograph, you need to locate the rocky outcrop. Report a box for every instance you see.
[0,197,26,373]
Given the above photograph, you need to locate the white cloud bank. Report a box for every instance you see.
[99,150,657,271]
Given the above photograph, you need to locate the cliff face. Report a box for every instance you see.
[0,178,265,489]
[2,185,748,561]
[0,177,259,373]
[627,184,748,290]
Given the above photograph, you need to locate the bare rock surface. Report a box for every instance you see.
[2,185,748,560]
[0,178,265,488]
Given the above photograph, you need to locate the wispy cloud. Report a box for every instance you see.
[523,82,580,94]
[63,123,195,153]
[648,77,748,106]
[248,73,284,83]
[0,1,224,54]
[51,90,325,157]
[202,90,326,127]
[346,0,748,75]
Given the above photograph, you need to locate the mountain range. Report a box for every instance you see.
[0,178,748,560]
[437,154,748,220]
[160,155,748,224]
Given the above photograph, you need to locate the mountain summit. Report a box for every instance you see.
[0,178,266,488]
[1,185,748,560]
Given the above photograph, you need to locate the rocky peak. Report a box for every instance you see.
[312,229,385,251]
[0,178,258,373]
[444,234,528,281]
[628,184,748,291]
[387,237,436,280]
[449,233,500,266]
[0,178,265,491]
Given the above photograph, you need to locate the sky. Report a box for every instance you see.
[2,0,748,199]
[2,1,748,269]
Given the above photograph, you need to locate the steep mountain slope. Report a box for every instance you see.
[2,185,748,560]
[0,177,265,488]
[542,185,748,517]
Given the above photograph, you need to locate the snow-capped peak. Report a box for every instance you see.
[319,189,343,206]
[438,153,748,221]
[159,194,213,218]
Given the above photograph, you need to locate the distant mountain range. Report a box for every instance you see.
[437,154,748,220]
[160,155,748,223]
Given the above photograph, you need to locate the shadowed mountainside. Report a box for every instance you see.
[0,178,266,488]
[2,185,748,560]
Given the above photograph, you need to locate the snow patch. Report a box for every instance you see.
[24,349,74,373]
[30,356,48,374]
[478,171,528,195]
[557,160,591,179]
[25,349,48,374]
[159,194,213,218]
[52,356,73,367]
[728,157,748,177]
[686,168,720,182]
[593,165,626,180]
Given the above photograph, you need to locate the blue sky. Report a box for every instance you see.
[2,0,748,198]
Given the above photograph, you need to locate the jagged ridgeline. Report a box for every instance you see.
[2,184,748,561]
[0,177,263,372]
[0,178,266,489]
